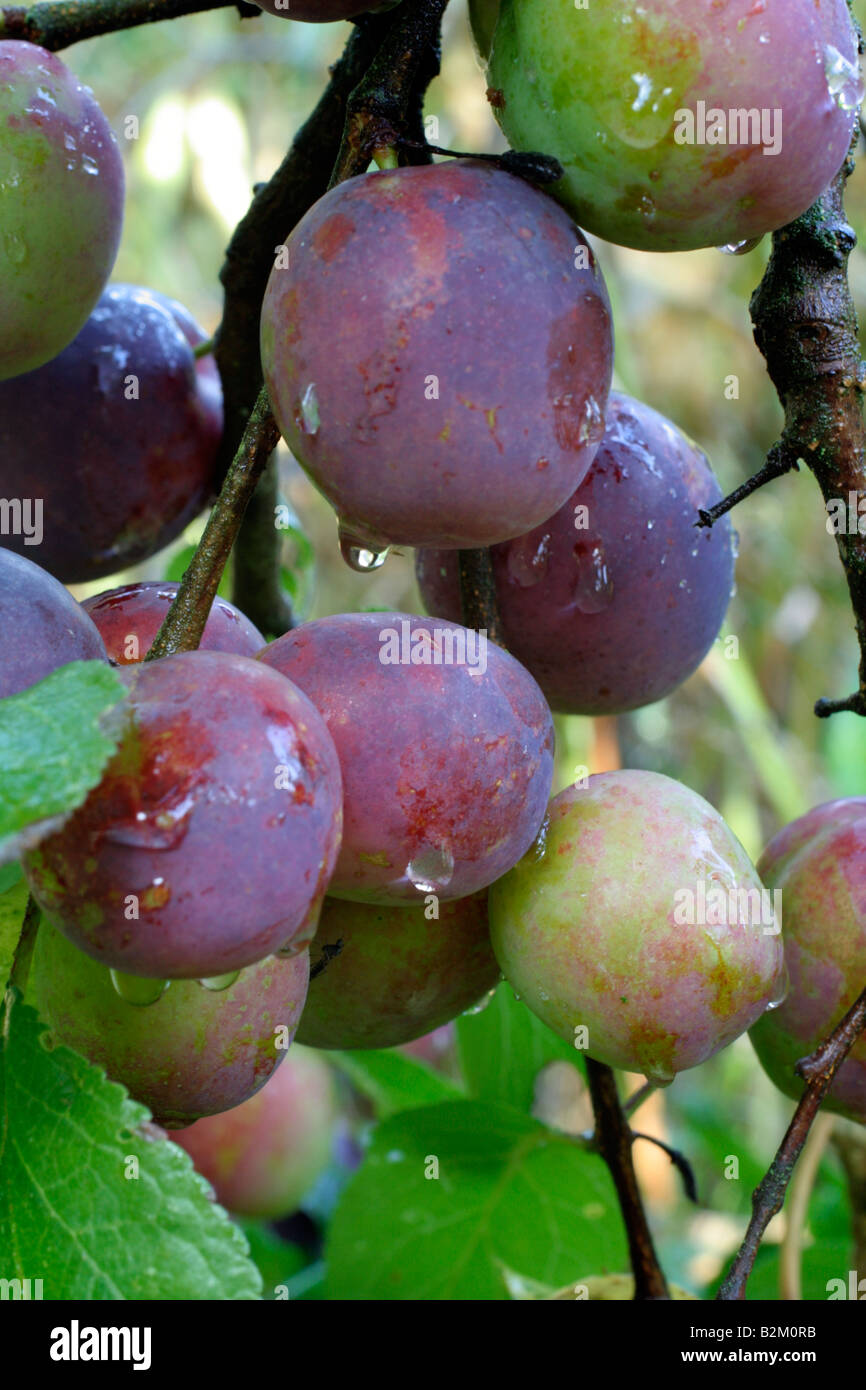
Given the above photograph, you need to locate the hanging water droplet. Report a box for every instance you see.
[295,382,320,436]
[337,521,389,572]
[506,531,551,588]
[199,970,240,992]
[824,45,864,113]
[461,987,497,1017]
[644,1065,675,1089]
[81,154,99,176]
[110,970,170,1006]
[765,962,790,1013]
[407,844,454,894]
[717,237,764,256]
[573,541,614,614]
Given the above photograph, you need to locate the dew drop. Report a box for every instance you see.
[110,970,170,1006]
[824,45,864,113]
[579,394,606,447]
[532,815,550,861]
[461,987,497,1017]
[506,531,550,588]
[81,154,99,176]
[337,522,389,572]
[573,541,614,614]
[199,970,240,992]
[765,962,790,1013]
[295,382,320,436]
[407,844,454,894]
[717,237,764,256]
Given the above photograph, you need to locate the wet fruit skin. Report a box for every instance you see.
[258,612,555,905]
[416,392,734,716]
[22,651,343,979]
[489,771,785,1082]
[28,917,310,1127]
[0,284,222,584]
[83,582,264,664]
[173,1045,339,1217]
[261,159,613,553]
[488,0,860,252]
[0,550,107,699]
[0,41,124,380]
[749,800,866,1124]
[298,893,500,1049]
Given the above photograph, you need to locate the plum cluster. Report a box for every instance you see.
[1,1,863,1173]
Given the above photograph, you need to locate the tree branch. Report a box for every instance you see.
[0,0,257,49]
[458,549,505,645]
[718,982,866,1300]
[584,1059,670,1300]
[146,388,279,659]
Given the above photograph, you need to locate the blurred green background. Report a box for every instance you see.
[54,0,866,1298]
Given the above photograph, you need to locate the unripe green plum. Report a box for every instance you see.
[0,42,124,379]
[297,893,499,1049]
[172,1046,339,1218]
[469,0,500,58]
[488,0,860,252]
[28,918,310,1127]
[489,771,785,1083]
[749,800,866,1124]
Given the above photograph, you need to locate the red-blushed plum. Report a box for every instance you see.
[172,1046,339,1217]
[0,42,124,380]
[22,651,343,979]
[260,160,613,560]
[148,289,223,439]
[488,0,860,252]
[489,771,785,1084]
[83,582,264,664]
[253,1,394,17]
[0,550,107,699]
[258,612,555,904]
[0,285,222,584]
[27,918,309,1127]
[749,800,866,1124]
[297,893,499,1049]
[416,392,734,716]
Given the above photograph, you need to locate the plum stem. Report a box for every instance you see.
[146,387,279,659]
[584,1059,670,1301]
[0,0,258,49]
[718,983,866,1300]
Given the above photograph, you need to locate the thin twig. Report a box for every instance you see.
[146,388,279,659]
[0,0,256,49]
[584,1059,670,1300]
[718,983,866,1299]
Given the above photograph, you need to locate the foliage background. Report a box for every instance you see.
[28,0,866,1297]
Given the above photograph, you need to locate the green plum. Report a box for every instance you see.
[0,41,124,379]
[297,892,500,1049]
[28,917,310,1127]
[488,0,860,252]
[469,0,500,59]
[489,771,785,1083]
[749,800,866,1124]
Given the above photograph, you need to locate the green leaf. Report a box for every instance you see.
[330,1049,463,1119]
[233,1219,308,1299]
[325,1100,627,1300]
[0,662,126,864]
[0,862,22,896]
[457,982,584,1111]
[0,994,262,1300]
[0,876,29,991]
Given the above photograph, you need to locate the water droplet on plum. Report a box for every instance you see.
[407,844,454,894]
[573,540,614,613]
[506,531,551,587]
[109,970,170,1006]
[338,522,389,572]
[199,970,240,992]
[823,45,864,113]
[717,237,764,255]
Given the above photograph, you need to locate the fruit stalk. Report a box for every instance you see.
[718,982,866,1300]
[146,387,279,659]
[584,1059,670,1301]
[703,136,866,719]
[0,0,257,49]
